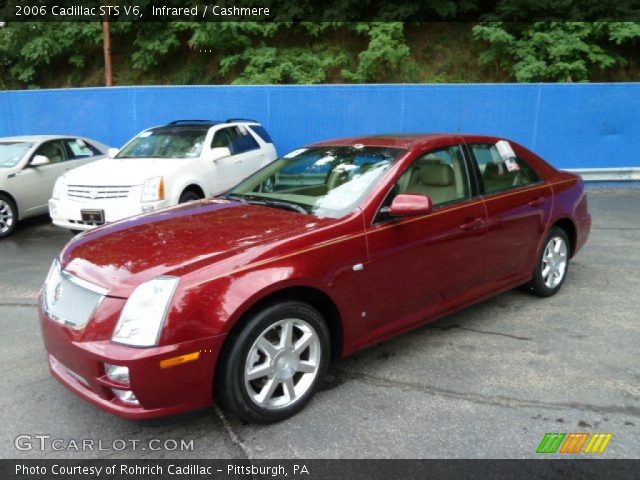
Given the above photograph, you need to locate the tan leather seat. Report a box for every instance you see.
[484,161,516,192]
[406,161,457,204]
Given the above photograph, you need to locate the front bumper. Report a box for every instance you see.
[49,196,169,231]
[40,302,225,420]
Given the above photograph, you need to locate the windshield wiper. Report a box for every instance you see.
[251,199,309,215]
[228,194,309,214]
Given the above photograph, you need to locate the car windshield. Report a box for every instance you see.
[116,127,208,159]
[0,142,33,168]
[228,145,406,219]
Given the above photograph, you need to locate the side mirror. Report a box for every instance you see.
[207,147,231,162]
[31,155,50,167]
[107,148,119,158]
[385,193,433,217]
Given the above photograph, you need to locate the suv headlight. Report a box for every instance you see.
[112,276,179,347]
[141,176,165,203]
[52,177,67,200]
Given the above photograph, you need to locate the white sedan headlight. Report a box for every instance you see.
[51,177,67,200]
[112,276,179,347]
[141,176,165,203]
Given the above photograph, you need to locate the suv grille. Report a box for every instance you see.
[67,185,132,200]
[44,261,107,329]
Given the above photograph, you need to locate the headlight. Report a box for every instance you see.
[141,176,165,203]
[111,276,179,347]
[51,177,66,200]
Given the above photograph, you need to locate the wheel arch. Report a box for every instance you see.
[222,284,344,361]
[551,217,577,256]
[180,183,205,199]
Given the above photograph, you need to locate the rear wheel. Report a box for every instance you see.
[525,227,570,297]
[0,194,17,238]
[216,301,330,423]
[179,190,202,203]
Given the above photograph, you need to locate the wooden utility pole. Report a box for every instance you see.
[102,3,113,86]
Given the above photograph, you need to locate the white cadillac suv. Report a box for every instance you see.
[49,119,277,232]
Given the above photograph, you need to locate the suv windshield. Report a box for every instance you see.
[117,127,208,159]
[0,142,33,168]
[228,146,405,219]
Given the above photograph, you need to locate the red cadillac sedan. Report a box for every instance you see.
[40,134,591,423]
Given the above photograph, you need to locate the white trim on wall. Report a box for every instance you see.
[567,168,640,182]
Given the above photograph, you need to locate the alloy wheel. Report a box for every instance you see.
[0,199,15,235]
[244,318,321,410]
[541,236,568,289]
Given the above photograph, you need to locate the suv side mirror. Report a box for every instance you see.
[107,148,119,158]
[31,155,50,167]
[385,193,433,217]
[207,147,231,162]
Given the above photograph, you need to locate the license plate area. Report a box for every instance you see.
[81,209,105,225]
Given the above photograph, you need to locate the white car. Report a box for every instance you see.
[49,119,278,232]
[0,135,108,237]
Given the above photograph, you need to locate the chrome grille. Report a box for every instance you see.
[44,260,107,329]
[67,185,131,200]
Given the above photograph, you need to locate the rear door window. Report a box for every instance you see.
[249,125,274,144]
[212,126,260,155]
[468,143,541,194]
[64,139,101,159]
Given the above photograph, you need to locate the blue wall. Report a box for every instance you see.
[1,84,639,170]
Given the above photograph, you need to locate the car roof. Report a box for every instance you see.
[158,119,261,129]
[0,135,77,142]
[310,133,503,149]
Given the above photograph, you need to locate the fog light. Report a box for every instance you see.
[105,364,130,386]
[112,388,139,404]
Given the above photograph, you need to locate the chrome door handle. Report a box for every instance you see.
[529,196,545,207]
[460,218,484,231]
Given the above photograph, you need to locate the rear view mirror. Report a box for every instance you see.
[107,148,119,158]
[31,155,50,167]
[385,194,433,217]
[207,147,231,162]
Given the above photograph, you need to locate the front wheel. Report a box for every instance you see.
[525,227,570,297]
[216,301,330,423]
[0,194,17,238]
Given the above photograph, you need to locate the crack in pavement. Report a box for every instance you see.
[332,368,640,418]
[213,405,252,459]
[426,324,531,341]
[0,301,38,307]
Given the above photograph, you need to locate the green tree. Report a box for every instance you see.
[473,22,640,82]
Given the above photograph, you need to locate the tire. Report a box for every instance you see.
[216,301,330,423]
[524,227,571,297]
[0,194,18,238]
[179,190,201,203]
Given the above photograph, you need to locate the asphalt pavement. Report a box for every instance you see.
[1,188,638,459]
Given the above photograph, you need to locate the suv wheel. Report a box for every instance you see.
[179,190,202,203]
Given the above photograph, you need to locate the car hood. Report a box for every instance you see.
[61,157,197,186]
[61,199,335,297]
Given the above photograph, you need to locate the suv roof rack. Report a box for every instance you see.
[167,120,218,125]
[226,118,258,124]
